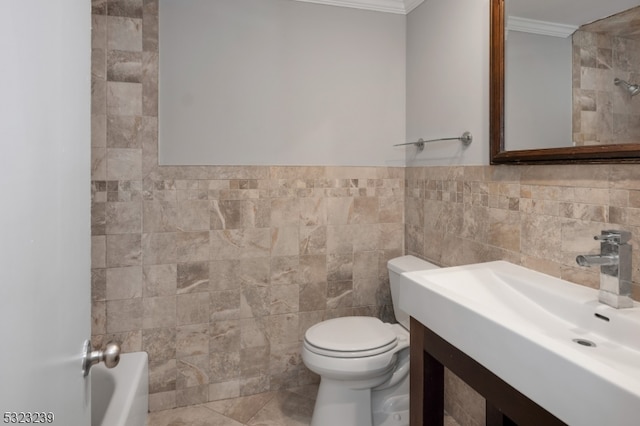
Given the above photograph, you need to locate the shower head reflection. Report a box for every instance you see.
[614,78,640,97]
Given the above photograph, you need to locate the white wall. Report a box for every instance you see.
[505,31,572,150]
[406,0,490,166]
[159,0,406,166]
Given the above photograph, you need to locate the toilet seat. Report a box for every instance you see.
[304,317,397,358]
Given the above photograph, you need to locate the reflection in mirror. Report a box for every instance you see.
[490,0,640,163]
[505,18,572,151]
[573,6,640,146]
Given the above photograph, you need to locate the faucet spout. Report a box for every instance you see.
[575,254,618,267]
[575,230,633,309]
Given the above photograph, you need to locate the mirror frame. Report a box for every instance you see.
[490,0,640,164]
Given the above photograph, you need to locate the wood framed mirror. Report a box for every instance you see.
[490,0,640,164]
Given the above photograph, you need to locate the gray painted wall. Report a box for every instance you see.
[159,0,406,166]
[505,31,572,150]
[406,0,489,166]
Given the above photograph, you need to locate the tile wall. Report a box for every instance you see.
[90,0,404,411]
[572,26,640,145]
[406,164,640,425]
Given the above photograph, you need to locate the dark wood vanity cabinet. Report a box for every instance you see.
[409,317,566,426]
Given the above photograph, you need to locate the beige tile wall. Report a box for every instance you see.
[573,28,640,145]
[90,0,404,411]
[405,164,640,426]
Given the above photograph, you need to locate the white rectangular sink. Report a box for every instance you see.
[399,261,640,426]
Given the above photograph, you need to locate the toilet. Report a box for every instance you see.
[302,255,439,426]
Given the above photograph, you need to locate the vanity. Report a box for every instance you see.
[410,317,565,426]
[409,317,563,426]
[399,262,640,426]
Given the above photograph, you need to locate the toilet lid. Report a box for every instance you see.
[304,317,397,356]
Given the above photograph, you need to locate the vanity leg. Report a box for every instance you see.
[423,351,444,425]
[410,317,444,426]
[410,317,426,426]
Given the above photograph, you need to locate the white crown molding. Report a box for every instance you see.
[507,16,578,38]
[294,0,424,15]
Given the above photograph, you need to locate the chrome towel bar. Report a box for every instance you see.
[394,131,473,153]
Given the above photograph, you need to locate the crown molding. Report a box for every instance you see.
[294,0,424,15]
[507,16,578,38]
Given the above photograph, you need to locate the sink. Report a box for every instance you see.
[399,261,640,426]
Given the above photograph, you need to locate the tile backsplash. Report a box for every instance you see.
[91,0,640,420]
[406,164,640,297]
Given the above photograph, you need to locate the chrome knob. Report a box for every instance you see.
[82,340,121,376]
[101,342,121,368]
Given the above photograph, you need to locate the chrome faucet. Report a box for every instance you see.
[576,230,633,309]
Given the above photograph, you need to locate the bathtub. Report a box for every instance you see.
[91,352,148,426]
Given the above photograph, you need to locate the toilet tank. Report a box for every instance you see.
[387,255,440,330]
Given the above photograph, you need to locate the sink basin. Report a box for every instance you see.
[399,261,640,426]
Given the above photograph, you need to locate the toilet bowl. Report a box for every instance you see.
[302,255,439,426]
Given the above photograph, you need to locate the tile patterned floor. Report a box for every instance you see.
[147,386,317,426]
[147,385,460,426]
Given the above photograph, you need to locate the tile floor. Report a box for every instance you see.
[146,386,317,426]
[146,385,460,426]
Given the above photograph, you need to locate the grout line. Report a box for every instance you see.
[243,390,285,426]
[198,391,280,425]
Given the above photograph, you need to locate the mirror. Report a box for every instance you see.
[490,0,640,163]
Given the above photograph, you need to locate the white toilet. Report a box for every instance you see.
[302,255,439,426]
